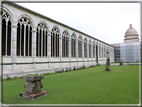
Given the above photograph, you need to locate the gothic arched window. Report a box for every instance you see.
[99,45,101,58]
[2,10,11,56]
[62,31,69,57]
[102,45,103,58]
[17,17,32,56]
[84,38,87,58]
[96,44,98,63]
[93,42,95,58]
[78,36,82,57]
[51,27,59,57]
[89,40,91,58]
[71,33,76,57]
[104,46,106,58]
[36,23,48,57]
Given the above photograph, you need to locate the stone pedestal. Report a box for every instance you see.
[119,62,123,66]
[20,91,47,101]
[105,51,111,71]
[105,66,111,71]
[20,75,47,100]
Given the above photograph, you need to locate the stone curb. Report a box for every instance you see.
[0,103,9,107]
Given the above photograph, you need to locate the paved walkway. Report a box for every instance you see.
[110,63,140,65]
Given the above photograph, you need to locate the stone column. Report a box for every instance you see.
[104,47,106,58]
[68,37,71,66]
[19,24,22,56]
[113,49,114,62]
[41,29,43,57]
[44,30,46,57]
[91,44,93,64]
[38,29,40,57]
[32,28,37,69]
[103,48,105,63]
[94,45,96,64]
[95,45,96,58]
[76,40,78,65]
[103,48,104,58]
[24,24,26,56]
[82,41,84,65]
[111,49,112,61]
[11,22,17,70]
[0,9,1,76]
[28,26,30,56]
[72,39,74,57]
[110,49,111,58]
[64,37,66,57]
[46,31,48,57]
[108,48,109,58]
[54,33,56,57]
[5,22,8,56]
[98,45,100,58]
[87,43,89,65]
[100,47,102,63]
[0,10,1,105]
[98,46,100,58]
[59,34,62,67]
[47,31,51,68]
[102,47,103,58]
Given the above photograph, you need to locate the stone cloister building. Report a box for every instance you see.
[1,2,114,78]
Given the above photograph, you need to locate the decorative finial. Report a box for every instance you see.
[130,24,132,27]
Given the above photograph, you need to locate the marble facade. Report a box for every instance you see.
[1,2,115,79]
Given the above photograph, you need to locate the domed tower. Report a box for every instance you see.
[124,24,139,43]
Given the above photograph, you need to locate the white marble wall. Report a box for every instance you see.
[1,3,115,78]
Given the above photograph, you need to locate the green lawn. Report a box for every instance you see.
[3,65,139,104]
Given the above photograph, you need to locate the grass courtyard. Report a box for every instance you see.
[3,65,139,104]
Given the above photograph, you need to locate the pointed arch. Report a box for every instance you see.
[104,45,105,58]
[51,25,60,57]
[36,22,48,57]
[102,44,103,58]
[71,32,77,39]
[84,38,87,58]
[62,30,69,57]
[52,25,60,34]
[84,37,87,43]
[89,39,92,44]
[78,35,82,41]
[2,6,13,23]
[37,20,49,30]
[99,43,101,58]
[95,42,98,62]
[93,41,95,58]
[89,39,92,58]
[93,41,96,58]
[62,29,70,37]
[78,35,82,57]
[17,14,34,27]
[71,32,76,57]
[2,9,12,56]
[16,15,33,56]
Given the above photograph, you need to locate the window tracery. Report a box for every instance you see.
[2,10,11,56]
[93,42,95,58]
[36,23,48,57]
[17,17,32,56]
[78,36,82,57]
[71,33,76,57]
[89,40,91,58]
[51,27,59,57]
[62,31,69,57]
[84,38,87,58]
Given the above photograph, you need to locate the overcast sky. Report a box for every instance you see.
[16,2,140,44]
